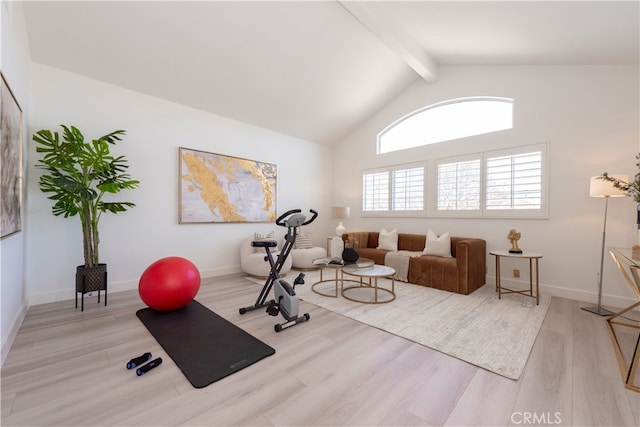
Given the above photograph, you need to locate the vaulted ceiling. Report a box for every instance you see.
[23,1,640,145]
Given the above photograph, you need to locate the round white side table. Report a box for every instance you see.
[490,250,542,305]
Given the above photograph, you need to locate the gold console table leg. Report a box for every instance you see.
[607,300,640,393]
[607,248,640,393]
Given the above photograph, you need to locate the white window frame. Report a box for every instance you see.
[361,144,548,219]
[362,162,426,217]
[430,143,548,219]
[362,168,390,213]
[482,143,548,218]
[377,97,514,154]
[434,154,482,217]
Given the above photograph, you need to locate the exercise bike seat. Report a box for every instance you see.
[252,240,278,248]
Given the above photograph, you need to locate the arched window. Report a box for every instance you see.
[378,97,514,154]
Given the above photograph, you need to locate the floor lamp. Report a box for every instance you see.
[582,174,628,316]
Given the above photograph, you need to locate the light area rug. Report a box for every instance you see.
[247,270,550,380]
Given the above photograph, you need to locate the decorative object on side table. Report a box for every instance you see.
[507,229,523,254]
[332,206,350,236]
[582,174,628,316]
[33,126,140,311]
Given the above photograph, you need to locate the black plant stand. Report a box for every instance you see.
[75,264,107,311]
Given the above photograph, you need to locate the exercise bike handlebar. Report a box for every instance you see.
[276,209,301,226]
[302,209,318,226]
[275,209,318,227]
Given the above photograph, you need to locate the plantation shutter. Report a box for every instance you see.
[362,171,389,212]
[392,167,424,211]
[437,159,481,210]
[485,151,542,209]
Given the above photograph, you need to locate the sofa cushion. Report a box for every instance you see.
[408,255,459,293]
[398,233,427,252]
[345,232,369,249]
[377,228,398,251]
[423,230,452,257]
[356,248,388,266]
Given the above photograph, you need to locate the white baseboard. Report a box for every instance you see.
[487,274,639,312]
[27,265,243,306]
[1,300,28,367]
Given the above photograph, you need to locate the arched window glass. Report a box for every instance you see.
[378,97,514,154]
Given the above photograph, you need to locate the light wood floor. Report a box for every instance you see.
[2,273,639,426]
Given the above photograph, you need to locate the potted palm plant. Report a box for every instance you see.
[33,125,140,310]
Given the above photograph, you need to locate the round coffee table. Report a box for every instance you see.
[311,258,374,298]
[341,265,396,304]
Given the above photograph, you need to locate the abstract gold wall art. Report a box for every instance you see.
[179,147,277,223]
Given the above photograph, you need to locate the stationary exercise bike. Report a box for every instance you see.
[239,209,317,332]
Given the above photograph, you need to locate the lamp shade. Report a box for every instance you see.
[332,206,350,219]
[589,175,628,198]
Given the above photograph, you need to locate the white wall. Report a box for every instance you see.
[334,64,639,307]
[1,1,31,365]
[25,64,333,305]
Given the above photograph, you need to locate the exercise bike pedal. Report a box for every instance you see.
[266,303,280,317]
[293,272,305,286]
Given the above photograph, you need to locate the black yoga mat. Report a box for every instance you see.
[136,300,275,388]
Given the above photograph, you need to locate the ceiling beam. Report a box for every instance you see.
[340,1,438,83]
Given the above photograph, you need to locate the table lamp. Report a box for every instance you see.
[582,174,628,316]
[332,206,350,236]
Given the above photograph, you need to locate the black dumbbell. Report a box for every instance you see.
[136,357,163,376]
[126,352,152,369]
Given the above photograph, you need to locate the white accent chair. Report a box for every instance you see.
[240,237,292,278]
[291,246,327,270]
[289,233,327,270]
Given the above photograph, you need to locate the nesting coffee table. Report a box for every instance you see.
[341,264,396,304]
[311,258,374,298]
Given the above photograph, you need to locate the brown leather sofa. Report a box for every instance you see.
[342,231,486,295]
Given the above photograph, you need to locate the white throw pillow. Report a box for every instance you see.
[377,228,398,251]
[295,233,313,249]
[423,230,452,257]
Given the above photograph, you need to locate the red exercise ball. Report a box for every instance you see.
[139,257,201,312]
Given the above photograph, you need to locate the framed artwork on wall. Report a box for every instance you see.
[1,73,23,238]
[179,147,277,223]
